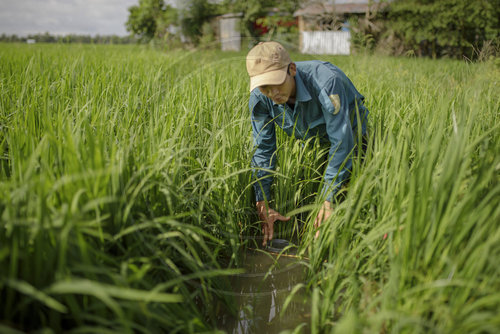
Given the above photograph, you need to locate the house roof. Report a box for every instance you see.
[294,1,387,16]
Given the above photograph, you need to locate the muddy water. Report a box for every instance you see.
[218,246,311,333]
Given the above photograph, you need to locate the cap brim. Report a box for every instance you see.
[249,66,288,92]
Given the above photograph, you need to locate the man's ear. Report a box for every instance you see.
[289,62,297,76]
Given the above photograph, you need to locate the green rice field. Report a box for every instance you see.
[0,43,499,333]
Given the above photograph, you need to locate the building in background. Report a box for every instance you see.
[294,0,387,55]
[218,13,242,51]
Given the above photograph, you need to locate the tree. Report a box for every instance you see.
[125,0,302,46]
[388,0,500,59]
[178,0,218,45]
[221,0,300,45]
[126,0,178,41]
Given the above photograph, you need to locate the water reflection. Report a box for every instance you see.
[218,247,310,333]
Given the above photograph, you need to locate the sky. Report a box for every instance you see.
[0,0,142,36]
[0,0,370,37]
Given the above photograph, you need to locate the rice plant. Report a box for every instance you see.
[0,43,498,333]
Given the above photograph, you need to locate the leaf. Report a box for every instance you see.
[48,278,183,304]
[5,279,67,313]
[0,324,25,334]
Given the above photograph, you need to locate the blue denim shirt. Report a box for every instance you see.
[250,60,368,202]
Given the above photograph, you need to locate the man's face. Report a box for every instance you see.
[258,63,297,104]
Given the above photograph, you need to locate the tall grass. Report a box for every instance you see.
[0,43,498,333]
[0,44,251,332]
[295,55,500,333]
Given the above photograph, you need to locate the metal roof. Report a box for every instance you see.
[294,1,386,16]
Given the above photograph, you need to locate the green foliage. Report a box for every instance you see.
[179,0,218,45]
[125,0,301,47]
[221,0,301,45]
[294,53,500,333]
[221,0,273,38]
[255,15,299,46]
[199,21,217,49]
[0,44,250,332]
[388,0,500,58]
[126,0,178,41]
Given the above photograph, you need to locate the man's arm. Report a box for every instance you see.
[251,100,277,203]
[250,100,290,245]
[313,78,355,236]
[319,78,355,202]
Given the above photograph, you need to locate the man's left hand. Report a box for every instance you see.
[314,201,333,238]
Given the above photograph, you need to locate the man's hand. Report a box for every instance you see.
[314,201,334,238]
[256,201,290,246]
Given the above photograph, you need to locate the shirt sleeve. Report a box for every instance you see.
[319,77,355,202]
[250,99,277,202]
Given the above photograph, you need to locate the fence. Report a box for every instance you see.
[301,31,351,55]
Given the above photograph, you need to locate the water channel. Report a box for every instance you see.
[217,240,311,333]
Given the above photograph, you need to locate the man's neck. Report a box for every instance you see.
[287,77,297,104]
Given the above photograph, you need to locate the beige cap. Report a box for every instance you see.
[246,41,291,92]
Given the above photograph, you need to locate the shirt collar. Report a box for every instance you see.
[272,68,312,106]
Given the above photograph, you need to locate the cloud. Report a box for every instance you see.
[0,0,138,36]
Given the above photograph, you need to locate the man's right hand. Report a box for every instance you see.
[256,201,290,247]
